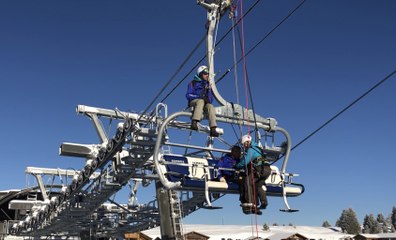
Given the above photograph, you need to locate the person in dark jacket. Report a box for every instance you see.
[235,134,272,214]
[217,145,241,182]
[185,65,219,137]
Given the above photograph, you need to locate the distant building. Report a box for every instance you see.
[284,234,308,240]
[124,232,152,240]
[281,233,308,240]
[354,233,396,240]
[184,231,210,240]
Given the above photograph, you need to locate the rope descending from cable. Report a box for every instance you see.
[238,0,260,237]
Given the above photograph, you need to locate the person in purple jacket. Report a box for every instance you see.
[217,145,241,182]
[185,65,219,137]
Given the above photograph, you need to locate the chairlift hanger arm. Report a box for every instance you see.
[198,0,278,133]
[197,0,233,14]
[197,0,233,107]
[197,1,280,135]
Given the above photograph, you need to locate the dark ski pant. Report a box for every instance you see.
[239,164,271,208]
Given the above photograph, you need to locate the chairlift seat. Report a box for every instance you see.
[162,155,303,197]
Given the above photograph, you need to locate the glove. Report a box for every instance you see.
[219,177,226,182]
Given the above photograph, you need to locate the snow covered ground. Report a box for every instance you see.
[142,224,353,240]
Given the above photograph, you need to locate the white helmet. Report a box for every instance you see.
[241,134,252,144]
[197,65,208,75]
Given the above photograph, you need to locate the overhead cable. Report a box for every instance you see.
[137,35,206,121]
[292,68,396,151]
[271,68,396,166]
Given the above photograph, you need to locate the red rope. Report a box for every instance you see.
[239,0,259,237]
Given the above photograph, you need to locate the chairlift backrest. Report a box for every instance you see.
[187,157,210,180]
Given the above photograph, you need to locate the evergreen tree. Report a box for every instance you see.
[387,213,396,232]
[263,224,269,231]
[392,206,396,230]
[390,220,396,233]
[377,213,389,233]
[362,214,370,233]
[363,214,370,234]
[363,214,381,234]
[336,208,361,234]
[322,220,331,228]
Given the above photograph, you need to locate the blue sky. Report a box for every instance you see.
[1,0,395,227]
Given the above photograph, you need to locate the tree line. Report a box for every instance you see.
[322,206,396,234]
